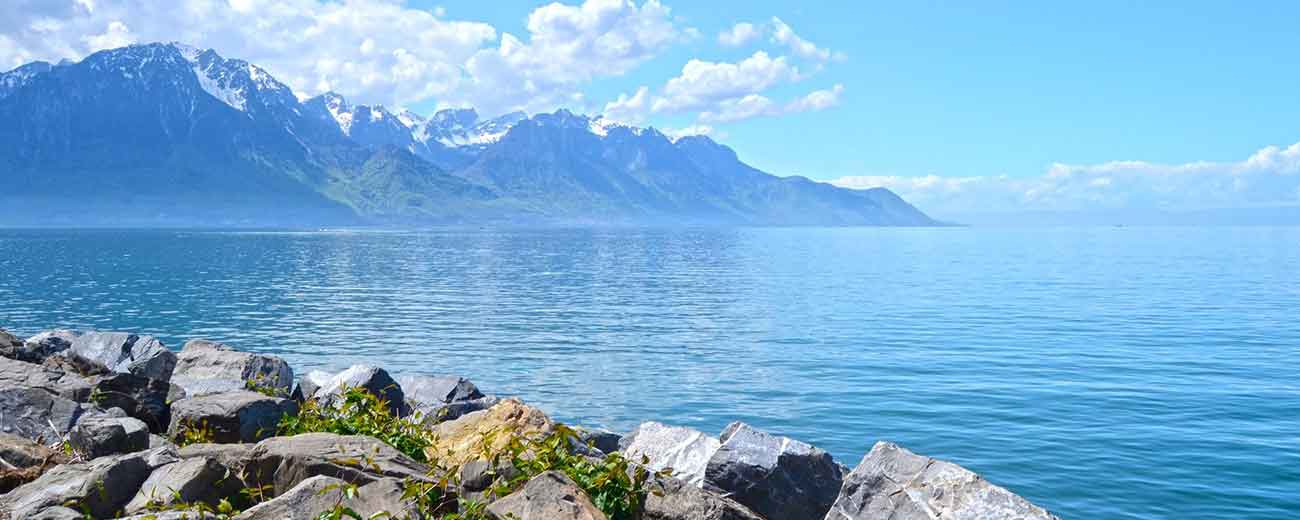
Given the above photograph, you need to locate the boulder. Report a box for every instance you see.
[0,330,36,363]
[619,422,719,486]
[88,372,175,433]
[642,474,764,520]
[573,426,622,456]
[178,442,256,473]
[291,370,332,402]
[0,387,113,445]
[69,415,149,459]
[117,512,220,520]
[0,356,93,400]
[486,471,607,520]
[0,432,61,469]
[312,364,405,416]
[171,340,295,398]
[167,390,298,443]
[242,432,430,497]
[233,475,419,520]
[399,374,484,406]
[457,458,523,502]
[427,398,555,466]
[0,445,177,520]
[18,330,78,363]
[27,508,84,520]
[823,441,1059,520]
[56,331,177,381]
[704,422,844,520]
[0,432,67,494]
[124,456,246,514]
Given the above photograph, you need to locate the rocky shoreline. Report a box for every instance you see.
[1,328,1059,520]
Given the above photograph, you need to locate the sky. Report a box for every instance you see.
[2,0,1299,218]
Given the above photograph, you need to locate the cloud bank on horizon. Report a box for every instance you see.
[832,142,1300,217]
[2,0,1297,216]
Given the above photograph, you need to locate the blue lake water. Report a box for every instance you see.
[1,227,1298,519]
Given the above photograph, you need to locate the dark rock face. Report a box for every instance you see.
[823,441,1059,520]
[88,371,175,433]
[57,331,177,380]
[573,427,622,456]
[12,330,77,363]
[312,364,405,416]
[0,387,112,444]
[69,416,150,459]
[0,329,31,362]
[172,339,295,397]
[168,390,298,443]
[125,456,246,514]
[704,421,844,520]
[0,445,177,519]
[486,471,607,520]
[642,474,764,520]
[242,432,430,497]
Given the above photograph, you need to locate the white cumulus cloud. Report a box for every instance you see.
[717,22,759,47]
[651,51,801,113]
[0,0,684,115]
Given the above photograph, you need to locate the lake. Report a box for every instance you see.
[1,227,1297,519]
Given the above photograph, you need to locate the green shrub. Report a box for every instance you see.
[278,386,434,463]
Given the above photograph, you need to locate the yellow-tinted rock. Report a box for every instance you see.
[425,398,555,466]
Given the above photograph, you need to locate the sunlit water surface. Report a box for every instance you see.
[1,227,1297,519]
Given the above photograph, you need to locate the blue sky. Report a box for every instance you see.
[2,0,1298,216]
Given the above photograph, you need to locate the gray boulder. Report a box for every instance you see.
[573,426,622,456]
[291,370,332,402]
[620,421,720,486]
[487,471,607,520]
[117,512,220,520]
[69,415,149,459]
[0,329,39,363]
[233,475,418,520]
[705,422,844,520]
[178,442,256,473]
[0,431,61,469]
[171,339,295,398]
[0,387,113,444]
[52,331,177,380]
[242,432,430,497]
[88,372,176,433]
[398,373,500,424]
[0,356,94,400]
[168,390,298,444]
[399,374,484,405]
[17,330,78,363]
[312,364,405,416]
[27,508,84,520]
[124,456,246,514]
[0,445,177,519]
[642,474,764,520]
[823,441,1059,520]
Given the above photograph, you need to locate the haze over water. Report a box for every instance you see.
[1,226,1297,519]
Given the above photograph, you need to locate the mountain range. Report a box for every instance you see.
[0,43,938,227]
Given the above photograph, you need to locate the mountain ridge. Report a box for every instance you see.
[0,42,940,227]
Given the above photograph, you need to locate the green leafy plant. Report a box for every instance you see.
[279,386,434,462]
[172,419,217,447]
[503,425,658,520]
